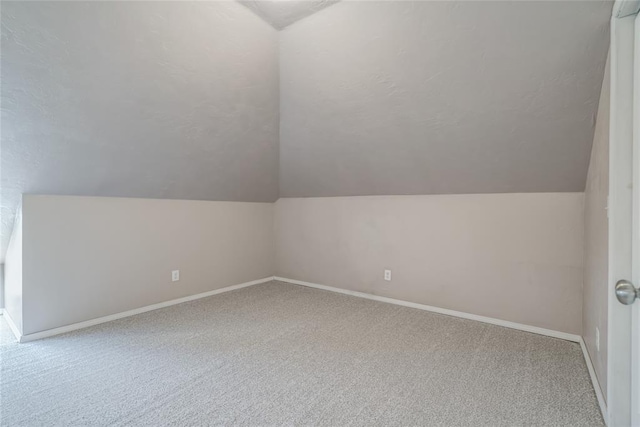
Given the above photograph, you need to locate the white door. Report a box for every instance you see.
[609,2,640,426]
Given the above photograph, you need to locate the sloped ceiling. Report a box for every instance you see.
[280,0,612,197]
[1,1,612,261]
[237,0,340,30]
[1,1,279,261]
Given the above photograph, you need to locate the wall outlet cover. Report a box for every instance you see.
[384,270,392,281]
[172,270,180,282]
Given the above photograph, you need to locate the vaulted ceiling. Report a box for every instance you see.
[0,0,612,261]
[280,0,611,197]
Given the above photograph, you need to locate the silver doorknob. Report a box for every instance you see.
[615,280,638,305]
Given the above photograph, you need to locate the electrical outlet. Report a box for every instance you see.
[384,269,392,281]
[596,327,600,352]
[172,270,180,282]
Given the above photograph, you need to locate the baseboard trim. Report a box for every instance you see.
[274,277,581,343]
[579,337,608,425]
[3,310,22,342]
[18,276,275,343]
[14,276,581,345]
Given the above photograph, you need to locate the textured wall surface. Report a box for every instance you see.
[276,193,585,334]
[280,1,611,197]
[238,0,339,30]
[583,54,610,398]
[0,1,279,261]
[20,195,274,335]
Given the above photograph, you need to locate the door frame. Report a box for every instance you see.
[608,1,639,426]
[633,12,640,426]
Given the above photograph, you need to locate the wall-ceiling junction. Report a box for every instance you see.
[0,0,613,262]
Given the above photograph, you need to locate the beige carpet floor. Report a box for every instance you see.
[0,281,603,426]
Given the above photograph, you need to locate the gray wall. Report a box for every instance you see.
[275,193,585,334]
[14,192,586,337]
[20,196,274,335]
[279,1,610,197]
[583,54,610,398]
[1,1,279,261]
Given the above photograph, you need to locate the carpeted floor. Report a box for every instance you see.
[1,281,603,426]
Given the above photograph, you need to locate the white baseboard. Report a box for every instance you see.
[13,276,581,346]
[579,337,608,425]
[274,276,581,343]
[17,276,275,343]
[3,310,22,342]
